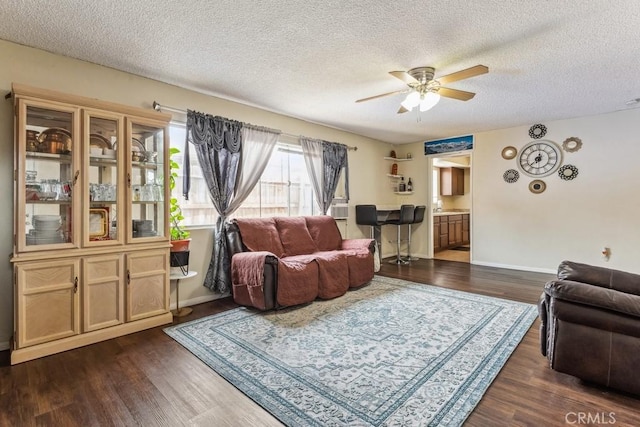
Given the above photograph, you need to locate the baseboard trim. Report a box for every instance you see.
[0,341,9,351]
[471,260,556,274]
[171,293,230,311]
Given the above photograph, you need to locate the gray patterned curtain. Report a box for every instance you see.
[186,110,242,292]
[322,142,349,209]
[301,137,349,214]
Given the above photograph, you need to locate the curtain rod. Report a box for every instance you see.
[153,101,357,151]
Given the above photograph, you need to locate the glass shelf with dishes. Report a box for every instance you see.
[20,103,78,249]
[84,112,122,244]
[129,120,166,241]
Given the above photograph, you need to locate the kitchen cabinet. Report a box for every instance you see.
[440,167,465,196]
[447,214,463,247]
[438,215,449,251]
[434,213,470,252]
[433,216,441,252]
[10,84,173,365]
[462,214,470,245]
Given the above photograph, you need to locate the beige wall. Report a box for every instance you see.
[0,40,396,348]
[472,109,640,273]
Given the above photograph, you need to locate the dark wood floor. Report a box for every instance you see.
[2,259,639,426]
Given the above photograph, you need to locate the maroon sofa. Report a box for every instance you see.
[225,215,375,310]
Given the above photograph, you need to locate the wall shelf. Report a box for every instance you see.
[384,157,412,162]
[394,191,414,195]
[387,174,403,179]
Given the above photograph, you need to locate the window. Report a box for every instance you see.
[433,168,443,212]
[169,124,322,226]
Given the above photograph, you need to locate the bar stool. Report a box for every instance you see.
[387,204,414,265]
[404,205,426,262]
[355,205,382,239]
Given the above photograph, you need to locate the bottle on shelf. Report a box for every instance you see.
[398,177,406,192]
[407,178,413,192]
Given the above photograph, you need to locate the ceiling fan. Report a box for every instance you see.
[356,65,488,114]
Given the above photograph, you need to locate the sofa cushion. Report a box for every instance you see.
[275,217,318,256]
[305,215,342,251]
[277,258,319,307]
[342,249,374,288]
[235,218,285,258]
[312,251,350,299]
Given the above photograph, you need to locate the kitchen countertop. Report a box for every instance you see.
[433,209,471,216]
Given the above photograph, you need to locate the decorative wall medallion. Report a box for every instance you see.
[503,169,519,183]
[529,179,546,194]
[562,137,582,152]
[517,140,562,177]
[558,164,579,180]
[501,146,517,160]
[528,124,547,139]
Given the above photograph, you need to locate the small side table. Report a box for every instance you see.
[170,270,198,317]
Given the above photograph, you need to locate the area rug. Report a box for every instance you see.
[164,275,537,426]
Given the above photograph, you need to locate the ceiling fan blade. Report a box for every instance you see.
[437,65,488,85]
[389,71,419,84]
[356,89,408,103]
[397,105,409,114]
[438,87,476,101]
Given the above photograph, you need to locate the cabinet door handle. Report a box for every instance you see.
[72,170,80,186]
[74,277,78,293]
[127,173,131,187]
[127,271,130,285]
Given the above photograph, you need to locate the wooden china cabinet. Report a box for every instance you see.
[10,84,173,364]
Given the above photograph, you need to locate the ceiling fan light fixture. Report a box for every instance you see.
[419,92,440,111]
[401,91,421,109]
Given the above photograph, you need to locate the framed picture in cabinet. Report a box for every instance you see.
[89,207,110,240]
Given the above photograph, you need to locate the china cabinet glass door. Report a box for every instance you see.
[17,100,80,252]
[128,119,167,242]
[84,110,123,246]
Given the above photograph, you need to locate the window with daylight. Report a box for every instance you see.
[170,124,328,226]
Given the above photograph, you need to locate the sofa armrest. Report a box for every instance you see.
[558,260,640,296]
[537,293,548,356]
[545,279,640,318]
[231,251,278,310]
[341,238,375,253]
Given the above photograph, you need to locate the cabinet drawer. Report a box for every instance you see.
[448,214,463,221]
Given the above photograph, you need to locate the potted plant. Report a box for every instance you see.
[169,147,191,271]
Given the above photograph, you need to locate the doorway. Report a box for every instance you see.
[430,153,471,263]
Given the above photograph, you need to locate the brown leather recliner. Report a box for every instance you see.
[538,260,640,395]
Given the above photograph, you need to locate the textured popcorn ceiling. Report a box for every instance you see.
[2,0,640,143]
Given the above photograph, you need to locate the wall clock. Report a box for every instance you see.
[517,140,562,177]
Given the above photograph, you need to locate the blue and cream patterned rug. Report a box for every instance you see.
[165,275,537,426]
